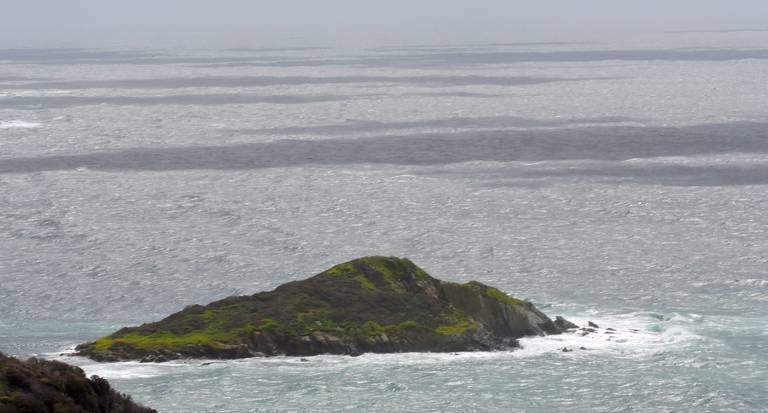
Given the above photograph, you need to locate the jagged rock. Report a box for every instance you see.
[0,352,155,412]
[588,321,599,328]
[555,316,579,330]
[76,256,575,362]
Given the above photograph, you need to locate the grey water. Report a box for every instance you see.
[1,34,768,412]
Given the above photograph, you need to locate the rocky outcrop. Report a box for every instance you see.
[76,256,576,362]
[0,352,155,413]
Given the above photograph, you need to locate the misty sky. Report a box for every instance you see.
[2,0,768,49]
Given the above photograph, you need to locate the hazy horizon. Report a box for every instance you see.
[2,0,768,49]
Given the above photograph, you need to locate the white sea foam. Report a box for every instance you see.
[0,120,42,129]
[82,362,172,379]
[516,313,702,359]
[57,355,195,379]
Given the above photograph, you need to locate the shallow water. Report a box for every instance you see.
[2,34,768,411]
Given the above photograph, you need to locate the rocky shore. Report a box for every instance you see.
[77,256,577,362]
[0,352,155,412]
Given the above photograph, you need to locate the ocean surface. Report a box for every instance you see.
[1,33,767,412]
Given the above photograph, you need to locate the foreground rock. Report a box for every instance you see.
[0,352,155,413]
[77,257,576,362]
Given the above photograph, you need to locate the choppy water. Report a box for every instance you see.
[2,34,768,412]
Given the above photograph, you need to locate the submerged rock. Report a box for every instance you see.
[76,256,575,362]
[0,352,155,412]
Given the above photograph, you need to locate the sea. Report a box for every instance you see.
[1,32,767,412]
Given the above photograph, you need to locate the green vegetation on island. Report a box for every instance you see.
[76,256,577,362]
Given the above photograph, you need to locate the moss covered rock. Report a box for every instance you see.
[0,352,155,412]
[76,257,575,362]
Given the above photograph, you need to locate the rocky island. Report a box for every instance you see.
[76,257,577,362]
[0,352,155,412]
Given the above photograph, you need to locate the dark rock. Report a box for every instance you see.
[588,321,599,328]
[300,358,309,362]
[561,347,573,352]
[140,354,170,363]
[579,346,588,350]
[76,256,572,362]
[0,352,155,412]
[554,316,578,330]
